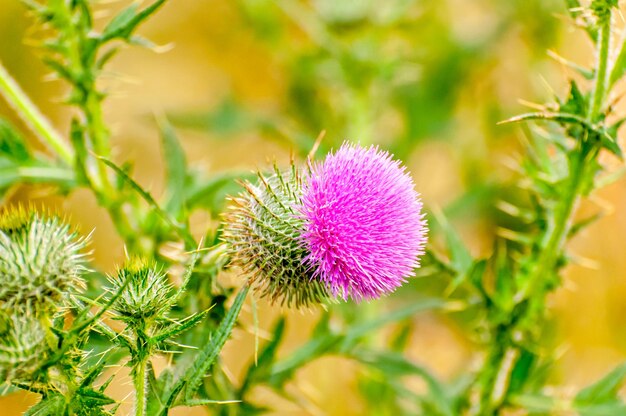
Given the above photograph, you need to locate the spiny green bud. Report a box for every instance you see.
[107,257,173,323]
[0,206,88,315]
[222,165,329,308]
[0,312,47,383]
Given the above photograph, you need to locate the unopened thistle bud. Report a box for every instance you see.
[223,142,427,307]
[107,257,172,323]
[0,206,88,315]
[0,313,47,383]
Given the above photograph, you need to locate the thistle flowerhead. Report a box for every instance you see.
[300,143,427,301]
[107,257,173,324]
[223,142,427,307]
[0,206,88,315]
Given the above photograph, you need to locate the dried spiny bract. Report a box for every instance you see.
[0,207,88,315]
[0,313,47,383]
[108,257,173,324]
[222,166,329,308]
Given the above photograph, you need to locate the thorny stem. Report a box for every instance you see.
[133,356,148,416]
[40,316,81,414]
[131,323,151,416]
[44,1,139,249]
[471,4,614,415]
[589,10,611,121]
[0,62,74,165]
[472,150,592,416]
[53,0,113,195]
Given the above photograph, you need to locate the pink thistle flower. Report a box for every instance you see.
[300,143,427,301]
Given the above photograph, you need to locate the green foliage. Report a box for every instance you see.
[0,119,75,196]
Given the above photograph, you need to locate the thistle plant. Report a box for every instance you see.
[1,0,626,415]
[224,143,427,306]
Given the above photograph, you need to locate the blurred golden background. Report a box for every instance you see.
[1,0,626,414]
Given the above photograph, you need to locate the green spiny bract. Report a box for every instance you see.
[107,257,173,324]
[222,164,329,308]
[0,207,88,315]
[0,313,47,383]
[591,0,618,20]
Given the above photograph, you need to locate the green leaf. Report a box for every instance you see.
[96,47,120,70]
[342,298,445,345]
[43,57,76,84]
[0,164,75,191]
[98,155,196,247]
[0,119,30,161]
[509,393,559,413]
[102,4,140,39]
[80,361,107,388]
[353,350,453,416]
[268,298,445,388]
[511,393,626,416]
[575,362,626,406]
[0,119,75,195]
[467,259,488,298]
[172,247,202,303]
[432,209,473,277]
[158,117,188,218]
[163,286,249,408]
[268,333,338,388]
[76,387,116,406]
[24,394,66,416]
[241,316,286,394]
[500,111,623,159]
[610,39,626,87]
[182,398,241,406]
[71,267,133,336]
[499,111,591,129]
[152,310,210,344]
[101,0,167,42]
[599,133,623,159]
[559,80,587,117]
[186,171,254,214]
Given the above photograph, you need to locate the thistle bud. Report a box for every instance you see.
[0,206,88,315]
[107,257,172,324]
[223,142,428,307]
[0,313,47,383]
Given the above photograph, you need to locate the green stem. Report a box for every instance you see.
[57,2,113,195]
[524,147,588,299]
[588,13,611,121]
[133,357,148,416]
[609,27,626,88]
[471,5,615,415]
[0,62,74,165]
